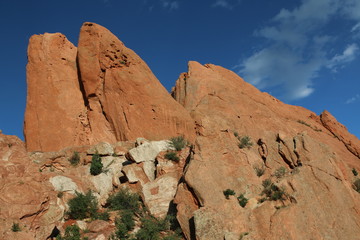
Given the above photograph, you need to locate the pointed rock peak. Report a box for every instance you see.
[24,22,195,151]
[321,110,360,158]
[25,31,89,152]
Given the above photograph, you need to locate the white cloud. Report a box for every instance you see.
[327,44,359,71]
[212,0,241,9]
[346,94,360,104]
[238,0,360,101]
[161,0,179,10]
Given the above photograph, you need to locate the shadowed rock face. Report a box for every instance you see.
[24,22,195,152]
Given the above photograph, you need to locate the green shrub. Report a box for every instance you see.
[237,194,248,208]
[57,191,64,198]
[95,211,110,221]
[354,179,360,193]
[113,210,135,240]
[165,151,180,162]
[90,153,103,176]
[352,168,358,176]
[107,188,140,213]
[135,216,167,240]
[169,136,187,151]
[223,189,236,199]
[274,167,286,179]
[67,190,98,220]
[297,120,311,127]
[56,225,82,240]
[261,179,286,201]
[162,234,182,240]
[238,136,253,149]
[69,152,80,166]
[121,210,135,231]
[233,131,239,137]
[11,223,21,232]
[254,164,265,177]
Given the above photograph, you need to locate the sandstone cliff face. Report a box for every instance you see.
[172,62,360,239]
[24,33,90,152]
[8,22,360,240]
[24,22,195,152]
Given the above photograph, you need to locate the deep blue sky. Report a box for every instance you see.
[0,0,359,139]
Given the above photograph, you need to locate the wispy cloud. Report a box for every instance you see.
[161,0,179,10]
[237,0,360,101]
[327,44,359,72]
[212,0,241,10]
[346,94,360,104]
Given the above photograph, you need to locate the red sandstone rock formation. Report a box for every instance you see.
[172,61,360,239]
[24,22,195,152]
[5,22,360,240]
[24,33,90,152]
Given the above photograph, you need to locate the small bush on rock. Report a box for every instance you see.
[90,153,103,176]
[254,164,266,177]
[352,168,358,176]
[261,179,286,201]
[274,166,286,179]
[135,216,167,240]
[238,136,253,149]
[113,210,135,240]
[354,179,360,193]
[107,188,140,213]
[165,151,180,162]
[56,225,84,240]
[237,194,248,208]
[69,152,80,166]
[67,190,98,220]
[169,136,187,151]
[223,189,236,199]
[11,223,21,232]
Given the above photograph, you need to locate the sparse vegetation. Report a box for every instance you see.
[96,211,110,221]
[106,188,140,213]
[69,152,80,166]
[352,168,358,176]
[169,136,187,151]
[11,223,21,232]
[56,225,82,240]
[90,153,103,176]
[223,189,236,199]
[297,120,311,127]
[237,194,248,208]
[274,167,286,179]
[135,216,168,240]
[165,151,180,162]
[233,131,239,137]
[261,179,286,201]
[353,179,360,193]
[112,210,135,240]
[67,190,98,220]
[239,232,249,240]
[238,136,253,149]
[254,164,266,177]
[57,191,64,198]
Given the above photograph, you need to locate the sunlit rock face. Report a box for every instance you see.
[6,22,360,240]
[24,22,195,152]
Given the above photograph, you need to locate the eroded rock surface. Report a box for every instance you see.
[24,22,195,152]
[172,62,360,239]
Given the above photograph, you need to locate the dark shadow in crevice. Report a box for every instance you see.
[75,54,89,107]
